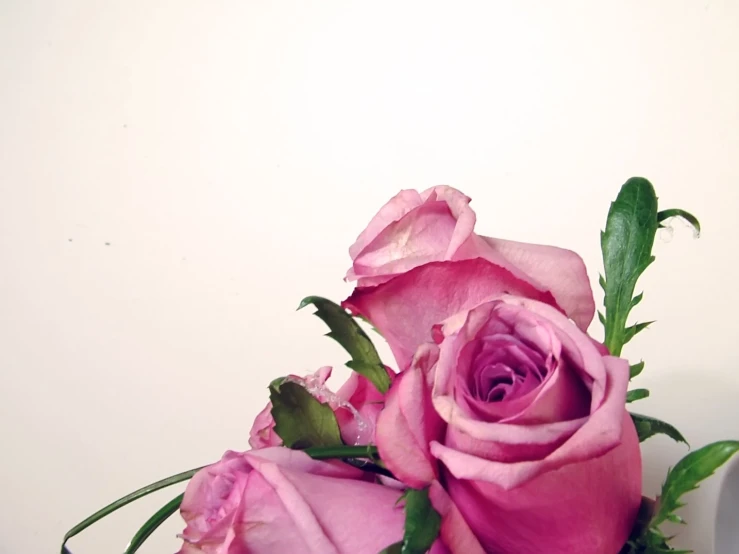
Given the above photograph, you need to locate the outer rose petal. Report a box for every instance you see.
[347,187,475,287]
[344,259,559,370]
[458,235,596,330]
[348,190,424,261]
[179,448,405,554]
[248,403,282,449]
[441,412,641,554]
[375,352,444,488]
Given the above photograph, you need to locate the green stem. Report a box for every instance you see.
[124,493,184,554]
[304,444,379,459]
[61,445,381,553]
[61,466,203,554]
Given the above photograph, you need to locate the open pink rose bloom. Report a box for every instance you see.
[178,186,644,553]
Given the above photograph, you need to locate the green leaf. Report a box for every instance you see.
[379,543,403,554]
[631,292,644,309]
[598,310,606,326]
[657,209,701,236]
[599,273,607,291]
[623,321,654,345]
[270,380,343,449]
[652,441,739,528]
[299,296,390,393]
[124,494,183,553]
[397,488,442,554]
[631,413,688,445]
[627,389,650,403]
[60,466,202,554]
[601,177,659,357]
[630,361,645,379]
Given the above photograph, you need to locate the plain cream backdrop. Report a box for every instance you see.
[1,1,738,552]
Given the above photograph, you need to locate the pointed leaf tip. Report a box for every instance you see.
[627,389,650,403]
[299,296,390,393]
[658,208,701,236]
[630,361,645,379]
[631,413,688,445]
[652,441,739,528]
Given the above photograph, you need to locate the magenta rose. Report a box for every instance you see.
[177,447,405,554]
[345,185,594,335]
[249,366,391,449]
[375,296,642,554]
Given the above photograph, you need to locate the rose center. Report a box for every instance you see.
[469,337,548,403]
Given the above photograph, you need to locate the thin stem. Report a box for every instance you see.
[124,493,184,554]
[61,466,204,553]
[304,444,379,459]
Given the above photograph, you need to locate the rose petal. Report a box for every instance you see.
[457,235,596,330]
[344,259,560,370]
[431,355,630,489]
[375,350,444,488]
[441,410,641,554]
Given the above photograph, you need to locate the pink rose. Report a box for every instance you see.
[177,447,405,554]
[345,185,594,333]
[376,296,642,554]
[249,367,392,449]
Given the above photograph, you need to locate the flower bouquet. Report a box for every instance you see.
[62,178,737,554]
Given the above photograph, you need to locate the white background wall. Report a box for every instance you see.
[1,1,738,553]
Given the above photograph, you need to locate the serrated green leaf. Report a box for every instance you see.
[601,177,659,357]
[652,441,739,528]
[624,321,654,345]
[270,381,343,449]
[630,361,645,379]
[627,389,650,403]
[397,488,441,554]
[631,413,688,445]
[657,209,701,236]
[598,310,606,326]
[124,494,182,553]
[299,296,390,393]
[631,292,644,309]
[599,273,607,291]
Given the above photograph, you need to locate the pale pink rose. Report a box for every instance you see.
[376,296,642,554]
[346,185,594,333]
[177,447,405,554]
[249,367,394,449]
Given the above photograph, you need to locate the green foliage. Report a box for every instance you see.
[630,361,645,379]
[631,413,688,445]
[299,296,391,393]
[60,466,202,554]
[657,209,701,235]
[626,389,650,403]
[627,442,739,553]
[392,488,442,554]
[124,494,183,553]
[600,177,659,357]
[652,441,739,528]
[270,380,343,449]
